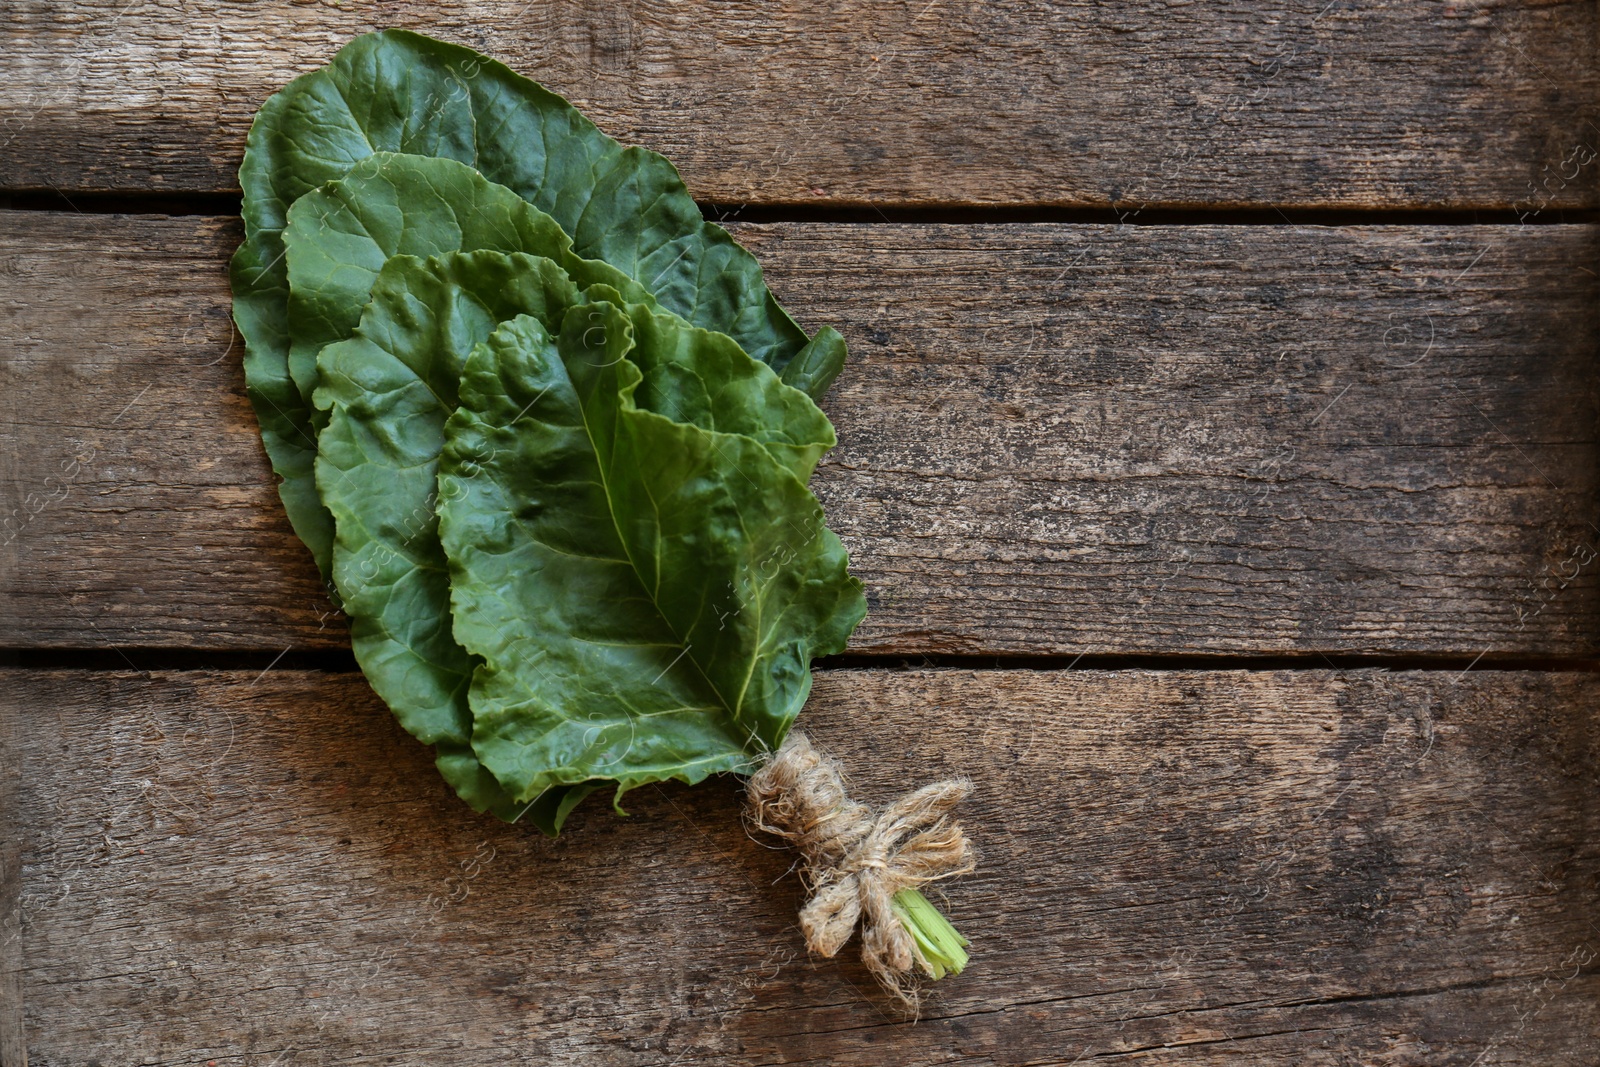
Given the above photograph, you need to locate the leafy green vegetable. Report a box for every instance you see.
[271,127,851,829]
[231,28,846,580]
[232,27,970,999]
[438,306,863,805]
[314,250,609,831]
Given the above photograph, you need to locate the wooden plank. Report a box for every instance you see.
[0,270,23,1065]
[6,666,1598,1063]
[0,683,23,1067]
[1,1,1596,209]
[3,212,1596,658]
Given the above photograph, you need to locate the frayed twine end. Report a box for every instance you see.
[744,730,977,1014]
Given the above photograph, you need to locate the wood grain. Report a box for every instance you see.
[0,245,23,1065]
[6,666,1598,1064]
[0,683,23,1067]
[1,0,1596,209]
[3,211,1596,657]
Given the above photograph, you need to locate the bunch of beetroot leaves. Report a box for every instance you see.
[232,29,968,993]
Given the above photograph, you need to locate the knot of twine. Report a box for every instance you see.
[745,730,976,1008]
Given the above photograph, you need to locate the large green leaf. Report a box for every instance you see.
[438,305,865,805]
[231,28,846,577]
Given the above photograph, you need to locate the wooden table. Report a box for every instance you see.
[2,3,1597,1064]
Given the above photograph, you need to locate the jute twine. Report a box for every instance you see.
[744,730,976,1011]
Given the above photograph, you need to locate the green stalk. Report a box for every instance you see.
[890,888,970,980]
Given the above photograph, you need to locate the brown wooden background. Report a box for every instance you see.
[2,2,1598,1064]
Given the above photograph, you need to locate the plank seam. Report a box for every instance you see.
[2,651,1598,674]
[1,194,1597,226]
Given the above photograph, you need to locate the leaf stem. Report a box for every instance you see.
[890,888,970,980]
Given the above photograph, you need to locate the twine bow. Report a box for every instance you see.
[745,730,976,1009]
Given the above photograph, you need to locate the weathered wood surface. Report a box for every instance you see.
[0,296,22,1064]
[0,680,23,1066]
[6,667,1597,1064]
[3,212,1597,657]
[2,1,1597,210]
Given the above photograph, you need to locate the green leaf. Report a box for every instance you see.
[231,29,846,577]
[781,327,851,402]
[438,305,865,806]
